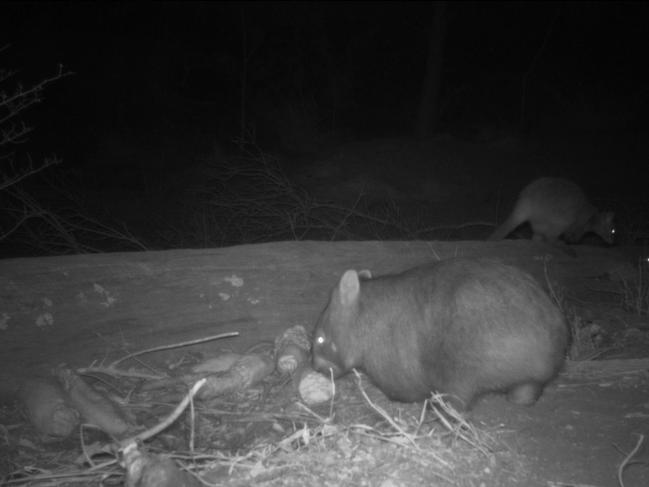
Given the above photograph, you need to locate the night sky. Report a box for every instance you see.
[1,1,648,253]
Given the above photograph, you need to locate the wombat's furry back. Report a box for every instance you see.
[312,258,568,410]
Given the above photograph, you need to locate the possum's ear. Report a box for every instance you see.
[357,269,372,279]
[339,270,360,306]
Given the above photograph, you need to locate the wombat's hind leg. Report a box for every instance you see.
[507,382,543,406]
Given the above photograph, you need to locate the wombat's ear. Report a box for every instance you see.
[339,270,360,306]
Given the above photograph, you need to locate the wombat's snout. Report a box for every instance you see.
[313,354,343,378]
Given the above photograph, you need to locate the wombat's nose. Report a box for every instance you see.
[313,355,343,378]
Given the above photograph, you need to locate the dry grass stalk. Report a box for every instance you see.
[351,369,457,476]
[620,258,649,316]
[427,393,494,457]
[542,256,612,360]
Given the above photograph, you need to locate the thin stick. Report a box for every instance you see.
[617,434,644,487]
[120,378,206,447]
[111,332,239,367]
[189,387,196,453]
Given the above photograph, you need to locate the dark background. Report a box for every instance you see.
[1,1,648,255]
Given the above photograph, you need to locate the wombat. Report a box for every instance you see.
[312,258,568,410]
[489,177,615,248]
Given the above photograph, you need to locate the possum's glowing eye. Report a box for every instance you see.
[316,335,326,345]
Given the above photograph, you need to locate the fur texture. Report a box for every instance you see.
[489,177,615,246]
[312,258,568,410]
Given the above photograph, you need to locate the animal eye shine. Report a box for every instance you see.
[316,335,325,345]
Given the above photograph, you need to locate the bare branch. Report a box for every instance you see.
[0,63,71,110]
[0,155,61,191]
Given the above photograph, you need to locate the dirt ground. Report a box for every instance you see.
[0,239,648,486]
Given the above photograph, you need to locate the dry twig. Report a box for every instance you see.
[617,434,645,487]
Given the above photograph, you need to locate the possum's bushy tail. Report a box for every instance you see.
[488,213,522,240]
[488,192,531,241]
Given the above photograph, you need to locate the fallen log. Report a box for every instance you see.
[0,240,636,396]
